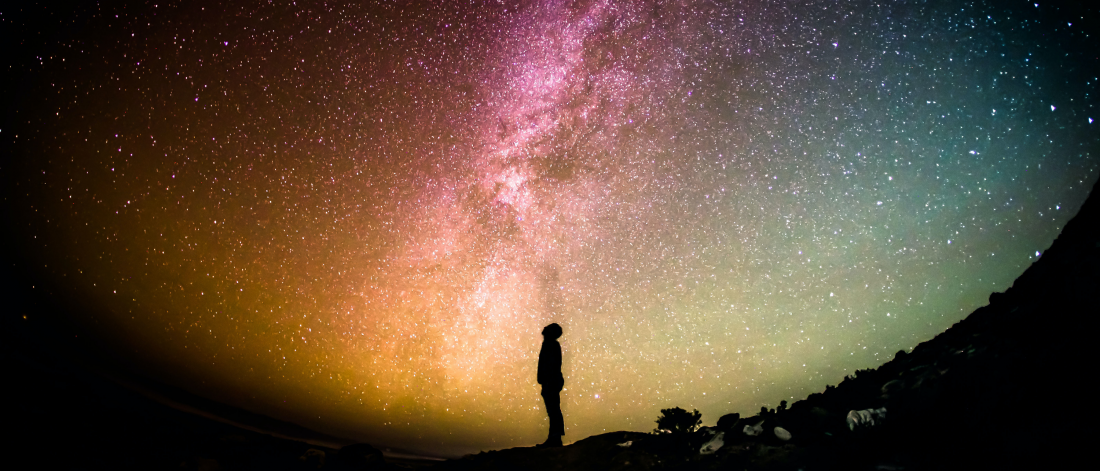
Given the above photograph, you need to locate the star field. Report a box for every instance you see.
[8,0,1099,456]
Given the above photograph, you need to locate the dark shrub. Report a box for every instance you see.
[654,407,702,434]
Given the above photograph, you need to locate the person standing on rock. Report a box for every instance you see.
[537,323,564,447]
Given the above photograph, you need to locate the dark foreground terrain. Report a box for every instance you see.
[433,182,1097,470]
[6,181,1095,470]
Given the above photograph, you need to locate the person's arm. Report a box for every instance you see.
[555,342,564,384]
[537,342,548,385]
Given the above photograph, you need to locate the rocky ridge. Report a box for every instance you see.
[432,180,1097,470]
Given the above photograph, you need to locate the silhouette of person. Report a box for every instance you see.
[537,323,564,447]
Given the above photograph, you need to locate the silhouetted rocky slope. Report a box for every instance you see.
[435,181,1097,470]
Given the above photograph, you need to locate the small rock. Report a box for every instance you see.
[193,457,220,471]
[881,379,904,397]
[700,431,725,454]
[339,443,385,468]
[773,427,791,441]
[743,421,764,436]
[299,448,326,469]
[846,407,887,431]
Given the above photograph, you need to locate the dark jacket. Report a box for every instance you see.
[537,339,563,388]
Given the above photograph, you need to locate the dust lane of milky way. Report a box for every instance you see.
[10,0,1098,456]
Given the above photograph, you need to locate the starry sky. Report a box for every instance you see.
[6,0,1099,457]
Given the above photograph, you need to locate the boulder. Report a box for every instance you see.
[699,431,725,455]
[881,379,904,398]
[846,407,887,431]
[743,421,764,437]
[716,412,741,430]
[774,427,791,442]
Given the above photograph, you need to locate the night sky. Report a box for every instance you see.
[6,0,1098,457]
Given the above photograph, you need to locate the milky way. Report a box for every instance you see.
[9,0,1098,456]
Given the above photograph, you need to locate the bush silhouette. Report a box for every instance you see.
[654,407,702,434]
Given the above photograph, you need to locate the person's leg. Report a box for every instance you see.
[541,388,563,445]
[550,391,564,437]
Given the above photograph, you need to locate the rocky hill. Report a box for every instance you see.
[434,180,1097,470]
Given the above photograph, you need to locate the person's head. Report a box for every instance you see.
[542,323,562,340]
